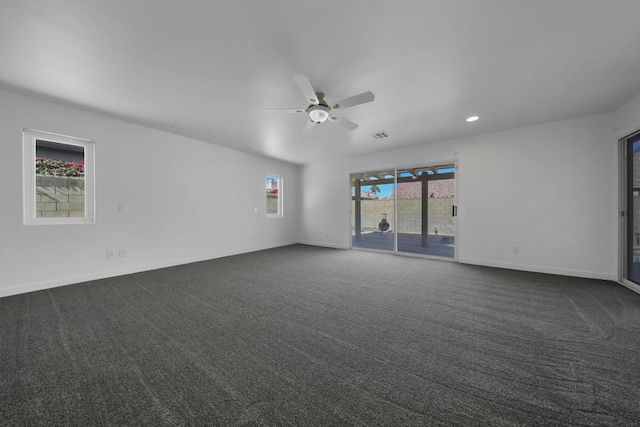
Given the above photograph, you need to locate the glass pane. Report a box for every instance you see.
[628,137,640,283]
[266,175,280,215]
[35,139,85,219]
[396,166,455,258]
[351,170,395,251]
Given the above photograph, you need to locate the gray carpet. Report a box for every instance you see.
[1,244,639,426]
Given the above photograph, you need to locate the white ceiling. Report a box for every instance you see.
[2,1,640,165]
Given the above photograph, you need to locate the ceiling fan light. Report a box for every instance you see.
[308,105,330,123]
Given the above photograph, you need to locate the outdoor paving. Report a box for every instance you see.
[351,232,454,258]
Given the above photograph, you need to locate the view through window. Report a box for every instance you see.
[36,140,86,218]
[266,174,282,217]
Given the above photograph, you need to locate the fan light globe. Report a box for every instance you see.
[308,105,330,123]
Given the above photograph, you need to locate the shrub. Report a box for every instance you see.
[36,157,84,177]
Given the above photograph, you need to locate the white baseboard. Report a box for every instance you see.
[297,246,614,282]
[0,241,298,298]
[297,240,350,250]
[3,245,617,299]
[458,257,615,281]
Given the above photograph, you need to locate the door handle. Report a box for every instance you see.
[452,205,457,217]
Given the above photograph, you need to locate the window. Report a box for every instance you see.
[266,174,282,217]
[23,129,95,225]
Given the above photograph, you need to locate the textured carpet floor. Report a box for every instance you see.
[1,244,640,426]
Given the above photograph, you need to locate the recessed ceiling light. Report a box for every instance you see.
[466,116,479,122]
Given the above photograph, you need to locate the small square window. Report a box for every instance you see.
[23,129,95,225]
[266,174,282,217]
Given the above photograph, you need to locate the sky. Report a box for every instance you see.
[360,184,394,199]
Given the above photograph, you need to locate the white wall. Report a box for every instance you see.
[0,89,299,297]
[300,114,617,280]
[1,87,628,297]
[613,92,640,139]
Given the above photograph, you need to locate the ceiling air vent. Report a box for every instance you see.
[370,131,389,140]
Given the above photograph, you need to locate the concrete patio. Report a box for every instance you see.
[351,232,454,258]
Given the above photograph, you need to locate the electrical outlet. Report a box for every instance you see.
[106,251,114,259]
[118,203,127,213]
[253,207,258,213]
[512,246,519,254]
[119,249,126,258]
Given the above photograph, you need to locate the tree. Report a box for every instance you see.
[370,184,380,198]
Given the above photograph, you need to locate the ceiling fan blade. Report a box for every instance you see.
[332,91,374,109]
[262,108,306,113]
[302,119,317,135]
[293,74,319,105]
[329,115,359,131]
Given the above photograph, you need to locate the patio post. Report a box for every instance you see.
[421,174,429,247]
[355,178,362,241]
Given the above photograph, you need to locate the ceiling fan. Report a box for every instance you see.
[264,74,374,133]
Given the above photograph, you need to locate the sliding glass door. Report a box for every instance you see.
[623,131,640,285]
[351,164,456,259]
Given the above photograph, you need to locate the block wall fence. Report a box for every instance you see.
[35,175,85,218]
[267,194,278,214]
[633,197,640,261]
[351,198,455,235]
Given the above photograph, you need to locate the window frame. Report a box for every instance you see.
[23,128,96,225]
[266,173,283,218]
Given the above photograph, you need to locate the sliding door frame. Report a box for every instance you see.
[619,131,640,294]
[350,159,459,262]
